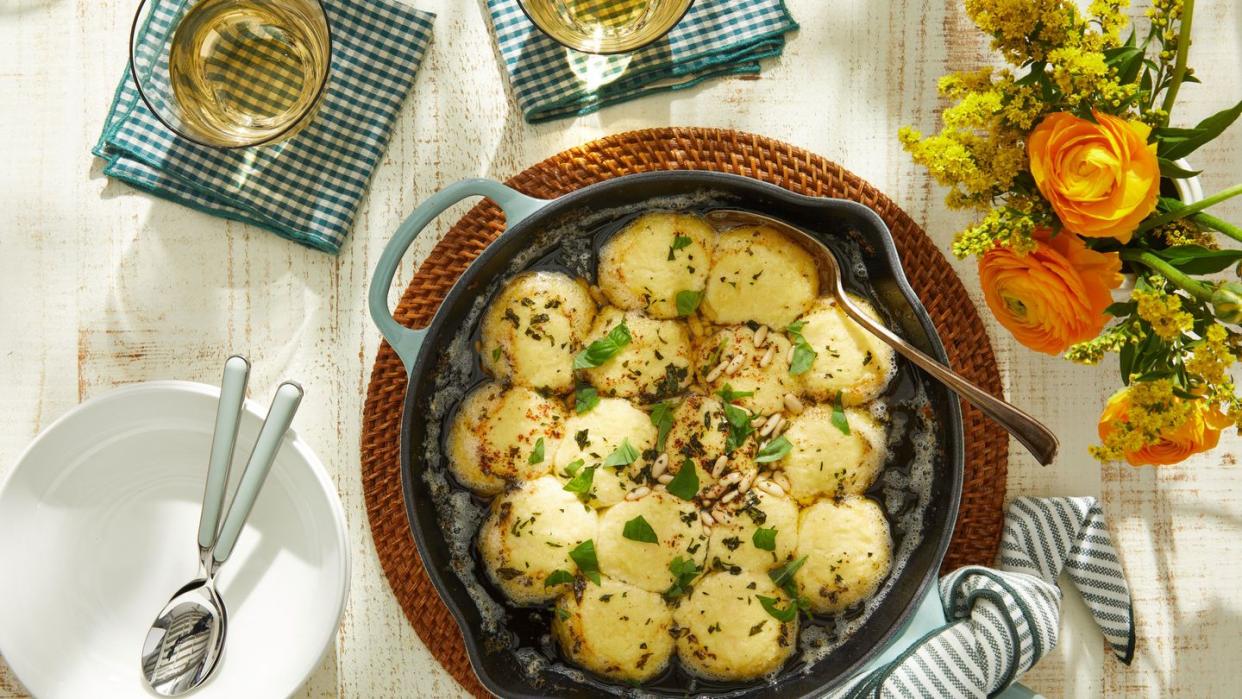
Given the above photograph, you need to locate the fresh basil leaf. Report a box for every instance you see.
[769,555,808,589]
[716,383,754,402]
[574,321,632,369]
[569,539,601,585]
[528,437,545,465]
[575,384,600,414]
[602,438,639,468]
[675,290,702,317]
[650,401,675,452]
[786,320,806,335]
[622,515,659,543]
[789,342,817,375]
[752,526,777,551]
[562,458,585,477]
[665,459,700,500]
[563,465,597,498]
[757,595,798,622]
[722,402,755,453]
[544,569,574,587]
[664,555,701,598]
[831,391,851,435]
[756,435,792,463]
[667,234,693,260]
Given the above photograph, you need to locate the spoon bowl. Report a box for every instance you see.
[141,577,226,696]
[705,208,1059,465]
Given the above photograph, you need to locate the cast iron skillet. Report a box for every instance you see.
[368,171,964,697]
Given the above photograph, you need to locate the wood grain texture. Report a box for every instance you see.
[0,0,1238,696]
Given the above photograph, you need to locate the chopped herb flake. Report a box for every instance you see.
[664,556,701,598]
[667,235,693,260]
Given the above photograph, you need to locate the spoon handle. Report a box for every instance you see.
[841,300,1060,466]
[198,356,250,552]
[211,381,304,566]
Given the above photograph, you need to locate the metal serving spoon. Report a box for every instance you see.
[705,209,1059,466]
[141,360,304,696]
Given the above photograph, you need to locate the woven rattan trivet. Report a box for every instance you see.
[360,127,1008,696]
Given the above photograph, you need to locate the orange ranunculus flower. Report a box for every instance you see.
[1028,111,1160,243]
[978,229,1122,354]
[1097,387,1233,466]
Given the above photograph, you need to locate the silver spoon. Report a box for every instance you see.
[705,209,1059,466]
[141,365,304,696]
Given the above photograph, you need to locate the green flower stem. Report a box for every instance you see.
[1160,0,1196,121]
[1191,211,1242,245]
[1138,182,1242,233]
[1120,248,1215,302]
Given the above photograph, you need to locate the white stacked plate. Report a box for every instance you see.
[0,381,349,698]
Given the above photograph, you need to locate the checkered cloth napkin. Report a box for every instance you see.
[485,0,798,123]
[93,1,435,254]
[830,497,1135,698]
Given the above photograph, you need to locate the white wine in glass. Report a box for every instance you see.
[517,0,694,54]
[130,0,332,149]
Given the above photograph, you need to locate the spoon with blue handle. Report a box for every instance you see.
[141,375,304,696]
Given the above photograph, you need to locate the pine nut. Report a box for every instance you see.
[786,345,796,364]
[654,483,667,493]
[712,507,728,522]
[705,360,728,383]
[753,325,769,348]
[721,489,739,504]
[724,353,745,376]
[657,473,673,484]
[759,345,775,368]
[720,471,742,486]
[652,453,669,478]
[760,413,782,437]
[738,471,756,493]
[626,486,650,501]
[774,472,792,492]
[711,455,729,478]
[783,393,805,414]
[757,480,785,496]
[700,511,715,526]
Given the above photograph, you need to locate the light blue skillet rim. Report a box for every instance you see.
[367,179,548,376]
[366,177,1036,697]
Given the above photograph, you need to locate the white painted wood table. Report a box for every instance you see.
[2,0,1240,696]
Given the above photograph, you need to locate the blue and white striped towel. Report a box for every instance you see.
[93,1,434,254]
[485,0,798,123]
[831,497,1134,698]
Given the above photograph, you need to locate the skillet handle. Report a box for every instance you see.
[368,179,549,375]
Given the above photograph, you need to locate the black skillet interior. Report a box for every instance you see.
[399,171,964,698]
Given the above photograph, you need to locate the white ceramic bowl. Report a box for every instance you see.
[0,381,349,698]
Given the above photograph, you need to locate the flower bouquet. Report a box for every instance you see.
[900,0,1242,466]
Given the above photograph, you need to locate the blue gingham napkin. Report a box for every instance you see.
[486,0,798,123]
[93,1,435,254]
[830,497,1134,698]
